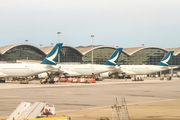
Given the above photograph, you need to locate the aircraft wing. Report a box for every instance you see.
[58,69,81,76]
[168,66,179,69]
[45,65,59,70]
[107,66,118,71]
[121,70,136,75]
[0,71,8,77]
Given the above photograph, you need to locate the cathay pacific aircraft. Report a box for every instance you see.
[38,48,123,78]
[100,51,175,77]
[58,48,123,77]
[0,43,63,82]
[120,51,174,75]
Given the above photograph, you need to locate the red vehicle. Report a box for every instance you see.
[67,78,73,82]
[87,78,96,83]
[77,78,81,83]
[59,78,67,82]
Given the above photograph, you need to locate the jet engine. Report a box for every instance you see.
[38,72,48,79]
[100,72,110,78]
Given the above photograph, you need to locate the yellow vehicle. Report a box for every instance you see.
[0,116,71,120]
[20,80,29,84]
[18,116,71,120]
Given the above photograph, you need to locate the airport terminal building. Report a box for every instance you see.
[0,43,180,75]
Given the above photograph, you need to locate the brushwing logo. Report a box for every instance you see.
[161,53,171,65]
[108,51,119,64]
[46,47,59,64]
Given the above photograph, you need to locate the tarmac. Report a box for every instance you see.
[0,77,180,120]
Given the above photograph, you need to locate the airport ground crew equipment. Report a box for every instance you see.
[111,97,130,120]
[71,78,78,83]
[0,78,5,83]
[13,116,71,120]
[59,78,67,82]
[40,78,55,84]
[6,101,55,120]
[132,75,144,81]
[160,76,164,80]
[87,78,96,83]
[167,76,172,80]
[20,80,29,84]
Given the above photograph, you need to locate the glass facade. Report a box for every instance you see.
[60,46,82,62]
[119,48,168,65]
[169,54,180,65]
[118,52,130,65]
[0,45,46,61]
[81,47,174,65]
[82,47,117,64]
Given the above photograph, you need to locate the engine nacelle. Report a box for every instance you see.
[38,72,48,79]
[100,72,110,78]
[118,73,123,77]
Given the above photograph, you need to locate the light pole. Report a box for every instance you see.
[25,40,28,60]
[25,40,28,44]
[91,35,94,64]
[57,32,61,63]
[57,32,61,43]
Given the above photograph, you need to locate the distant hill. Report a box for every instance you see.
[76,45,104,48]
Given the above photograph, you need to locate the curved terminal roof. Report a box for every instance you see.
[40,45,83,55]
[77,46,171,56]
[166,48,180,56]
[0,44,46,55]
[123,46,169,56]
[77,46,119,55]
[0,44,178,56]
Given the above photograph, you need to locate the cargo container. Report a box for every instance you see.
[71,78,78,83]
[59,78,67,82]
[87,78,96,83]
[67,78,73,82]
[79,78,87,83]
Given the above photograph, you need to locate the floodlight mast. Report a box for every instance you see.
[91,35,94,64]
[57,32,61,63]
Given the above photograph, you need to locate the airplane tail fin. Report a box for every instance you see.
[157,51,174,66]
[41,43,63,65]
[104,48,123,66]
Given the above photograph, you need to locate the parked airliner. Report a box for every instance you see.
[0,43,63,82]
[120,51,174,75]
[100,51,175,77]
[38,48,123,78]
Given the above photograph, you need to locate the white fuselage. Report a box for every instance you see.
[58,64,116,76]
[0,63,56,77]
[120,65,169,75]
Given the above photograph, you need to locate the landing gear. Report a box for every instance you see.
[40,73,55,84]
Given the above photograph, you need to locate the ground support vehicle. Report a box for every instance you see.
[71,78,78,83]
[0,78,5,83]
[48,79,55,84]
[40,79,47,84]
[67,78,73,82]
[95,76,103,81]
[87,78,96,83]
[40,78,55,84]
[20,80,29,84]
[2,101,71,120]
[6,101,56,120]
[79,78,87,83]
[59,78,67,82]
[15,116,71,120]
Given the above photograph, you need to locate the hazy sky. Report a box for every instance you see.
[1,0,180,48]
